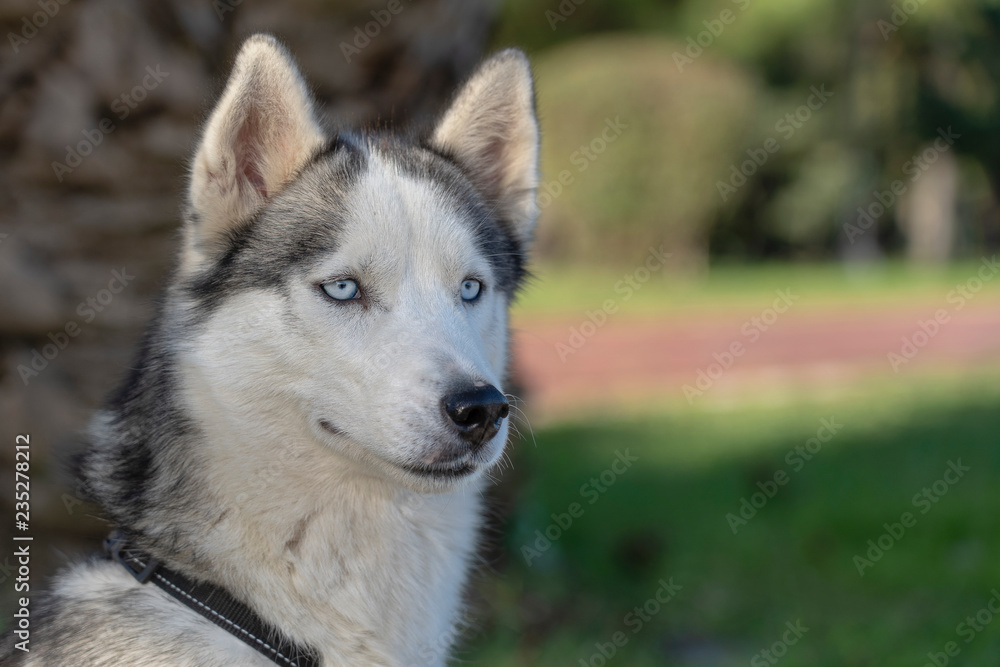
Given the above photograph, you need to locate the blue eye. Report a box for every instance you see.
[321,279,360,301]
[461,279,482,302]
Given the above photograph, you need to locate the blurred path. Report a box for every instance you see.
[512,296,1000,416]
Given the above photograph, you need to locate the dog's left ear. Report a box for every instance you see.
[430,49,540,250]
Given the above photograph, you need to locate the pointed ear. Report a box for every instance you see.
[430,49,540,250]
[188,34,324,252]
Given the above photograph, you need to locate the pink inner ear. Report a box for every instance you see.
[235,109,270,198]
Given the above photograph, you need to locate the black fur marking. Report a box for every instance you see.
[389,135,528,296]
[184,136,368,319]
[66,292,221,574]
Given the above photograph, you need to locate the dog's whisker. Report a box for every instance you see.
[504,395,538,449]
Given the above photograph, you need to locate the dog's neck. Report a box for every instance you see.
[204,444,482,666]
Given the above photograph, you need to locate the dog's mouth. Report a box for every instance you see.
[400,460,476,478]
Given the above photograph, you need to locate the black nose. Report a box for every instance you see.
[442,384,509,450]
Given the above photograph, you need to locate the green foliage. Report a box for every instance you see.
[532,36,756,264]
[493,0,678,54]
[763,143,864,246]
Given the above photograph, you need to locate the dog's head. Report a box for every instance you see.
[175,35,538,492]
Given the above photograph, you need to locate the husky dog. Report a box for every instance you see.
[4,34,538,665]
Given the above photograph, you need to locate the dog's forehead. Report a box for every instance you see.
[277,136,523,284]
[341,152,481,260]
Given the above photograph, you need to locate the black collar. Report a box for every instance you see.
[104,530,320,667]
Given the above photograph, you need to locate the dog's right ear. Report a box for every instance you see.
[430,49,540,251]
[187,34,324,261]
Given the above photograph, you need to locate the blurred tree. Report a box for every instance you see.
[532,35,756,269]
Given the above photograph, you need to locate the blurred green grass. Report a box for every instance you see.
[513,259,1000,318]
[465,367,1000,666]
